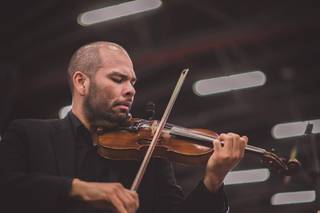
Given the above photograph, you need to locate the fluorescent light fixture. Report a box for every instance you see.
[271,119,320,139]
[193,71,266,96]
[78,0,162,26]
[224,168,270,185]
[271,190,316,205]
[59,105,72,119]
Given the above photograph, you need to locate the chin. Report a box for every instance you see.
[109,109,127,120]
[115,108,129,115]
[116,112,129,121]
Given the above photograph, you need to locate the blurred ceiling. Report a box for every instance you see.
[1,0,319,212]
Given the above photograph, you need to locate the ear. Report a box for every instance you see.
[73,71,89,96]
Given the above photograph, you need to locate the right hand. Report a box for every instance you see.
[70,178,139,213]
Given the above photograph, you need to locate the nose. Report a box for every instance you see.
[124,82,136,98]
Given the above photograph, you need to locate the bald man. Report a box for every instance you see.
[0,41,247,213]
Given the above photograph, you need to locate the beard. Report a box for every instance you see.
[83,81,130,130]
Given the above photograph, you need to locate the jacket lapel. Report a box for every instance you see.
[51,116,75,177]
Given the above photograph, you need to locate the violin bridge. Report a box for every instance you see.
[151,120,158,136]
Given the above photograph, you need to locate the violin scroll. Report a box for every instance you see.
[261,150,301,176]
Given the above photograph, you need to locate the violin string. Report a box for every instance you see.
[169,126,267,154]
[139,117,268,154]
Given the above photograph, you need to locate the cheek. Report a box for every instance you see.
[96,85,119,105]
[90,79,121,105]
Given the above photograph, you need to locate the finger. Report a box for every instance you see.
[117,188,139,213]
[241,135,249,144]
[115,189,134,212]
[126,190,139,210]
[213,138,222,152]
[109,194,128,213]
[239,136,248,158]
[228,133,241,154]
[219,133,233,151]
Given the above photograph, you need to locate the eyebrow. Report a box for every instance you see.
[109,71,137,83]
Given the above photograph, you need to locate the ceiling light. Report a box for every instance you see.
[193,71,266,96]
[271,119,320,139]
[271,190,316,205]
[224,168,270,185]
[78,0,162,26]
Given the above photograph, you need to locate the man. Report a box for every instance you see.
[0,41,248,213]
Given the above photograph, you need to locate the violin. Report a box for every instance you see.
[95,118,301,176]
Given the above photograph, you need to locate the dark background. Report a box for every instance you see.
[1,0,319,212]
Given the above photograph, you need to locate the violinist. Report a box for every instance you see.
[0,41,248,213]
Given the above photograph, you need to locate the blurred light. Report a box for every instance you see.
[271,119,320,139]
[224,168,270,185]
[78,0,162,26]
[59,105,72,119]
[193,71,266,96]
[271,190,316,205]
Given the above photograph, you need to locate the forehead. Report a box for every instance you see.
[98,45,136,78]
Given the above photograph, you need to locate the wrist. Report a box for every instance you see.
[203,172,224,193]
[69,178,85,199]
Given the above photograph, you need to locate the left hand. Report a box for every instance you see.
[203,133,248,192]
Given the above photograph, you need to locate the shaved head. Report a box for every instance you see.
[67,41,129,92]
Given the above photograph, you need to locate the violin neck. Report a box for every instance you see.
[170,127,215,143]
[169,127,267,155]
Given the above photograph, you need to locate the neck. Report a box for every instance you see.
[71,101,91,130]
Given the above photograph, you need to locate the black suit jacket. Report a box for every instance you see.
[0,115,228,213]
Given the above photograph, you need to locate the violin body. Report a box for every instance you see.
[95,118,217,165]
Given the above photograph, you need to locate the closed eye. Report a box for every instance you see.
[109,71,136,85]
[111,76,124,83]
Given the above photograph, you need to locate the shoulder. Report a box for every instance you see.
[3,117,69,137]
[8,118,62,130]
[1,117,71,146]
[11,118,60,125]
